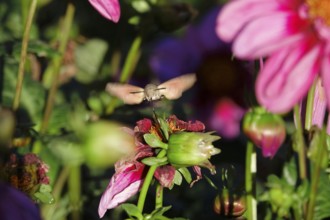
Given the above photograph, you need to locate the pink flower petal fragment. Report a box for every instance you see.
[233,12,306,58]
[312,79,327,128]
[321,55,330,112]
[216,0,281,42]
[256,37,322,113]
[89,0,120,23]
[98,161,145,218]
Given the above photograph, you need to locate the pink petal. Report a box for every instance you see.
[216,0,282,42]
[98,162,145,218]
[89,0,120,23]
[321,54,330,115]
[312,78,327,128]
[210,98,245,139]
[233,12,307,58]
[256,37,322,113]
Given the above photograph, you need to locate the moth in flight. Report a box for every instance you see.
[106,73,196,104]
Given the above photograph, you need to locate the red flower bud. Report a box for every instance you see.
[243,107,286,158]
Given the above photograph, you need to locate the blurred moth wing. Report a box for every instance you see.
[105,83,145,104]
[105,73,196,104]
[157,73,196,100]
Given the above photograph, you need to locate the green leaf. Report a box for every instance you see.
[75,39,108,84]
[121,203,143,220]
[150,206,172,217]
[204,175,217,190]
[178,167,192,184]
[141,157,168,166]
[283,158,297,186]
[144,133,168,149]
[14,40,60,58]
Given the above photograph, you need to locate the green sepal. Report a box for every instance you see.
[144,133,168,149]
[142,157,168,166]
[173,170,183,186]
[158,118,169,141]
[178,167,192,184]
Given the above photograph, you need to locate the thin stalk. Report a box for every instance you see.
[245,141,256,220]
[40,3,75,133]
[155,184,163,209]
[293,105,307,180]
[68,165,81,220]
[119,36,142,83]
[306,129,327,220]
[41,167,70,220]
[13,0,37,111]
[305,79,317,130]
[137,149,167,212]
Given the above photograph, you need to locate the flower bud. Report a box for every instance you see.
[214,190,246,217]
[167,132,220,167]
[243,108,285,158]
[84,121,136,168]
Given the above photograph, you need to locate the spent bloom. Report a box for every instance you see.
[216,0,330,113]
[88,0,120,22]
[98,115,221,218]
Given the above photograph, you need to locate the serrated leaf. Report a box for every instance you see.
[121,203,143,220]
[178,167,192,184]
[314,171,330,220]
[144,133,168,149]
[141,157,168,166]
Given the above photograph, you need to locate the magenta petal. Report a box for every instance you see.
[321,55,330,115]
[256,37,322,113]
[216,0,281,42]
[98,162,145,218]
[89,0,120,23]
[233,12,307,58]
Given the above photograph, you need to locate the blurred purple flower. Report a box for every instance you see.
[88,0,121,23]
[149,6,227,82]
[210,98,245,139]
[0,182,41,220]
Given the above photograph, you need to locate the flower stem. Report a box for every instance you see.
[305,79,317,130]
[39,3,75,133]
[12,0,37,111]
[137,149,167,212]
[306,129,327,220]
[293,105,307,180]
[245,141,256,220]
[119,36,142,83]
[68,165,82,220]
[155,183,163,209]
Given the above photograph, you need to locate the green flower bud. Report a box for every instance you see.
[167,132,220,167]
[243,107,286,158]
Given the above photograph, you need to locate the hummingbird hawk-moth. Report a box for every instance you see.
[105,73,196,104]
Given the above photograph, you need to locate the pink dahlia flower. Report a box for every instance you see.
[88,0,120,23]
[216,0,330,113]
